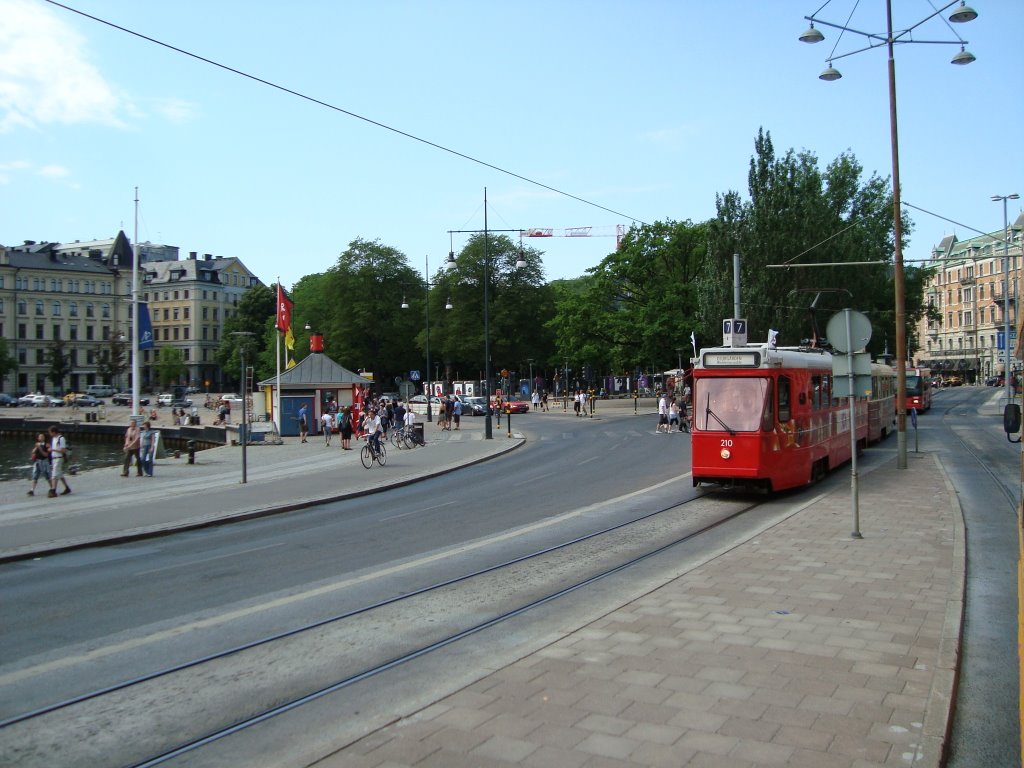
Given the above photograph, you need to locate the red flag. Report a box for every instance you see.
[276,283,293,332]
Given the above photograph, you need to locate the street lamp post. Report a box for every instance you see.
[993,193,1020,403]
[231,331,255,484]
[447,188,526,439]
[799,0,977,469]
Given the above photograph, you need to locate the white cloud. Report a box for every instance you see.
[0,0,125,131]
[153,97,199,124]
[38,164,70,179]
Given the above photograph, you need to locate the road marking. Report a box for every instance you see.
[134,543,287,577]
[0,473,692,686]
[381,500,456,521]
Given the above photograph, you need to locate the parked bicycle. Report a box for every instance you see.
[360,435,387,468]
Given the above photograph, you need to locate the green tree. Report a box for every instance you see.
[46,338,71,393]
[550,219,708,381]
[216,283,276,387]
[0,338,17,387]
[699,128,915,357]
[156,347,186,388]
[95,332,128,385]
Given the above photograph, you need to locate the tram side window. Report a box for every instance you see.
[762,379,775,431]
[778,376,791,423]
[812,375,822,410]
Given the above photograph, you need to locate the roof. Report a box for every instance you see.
[258,353,372,387]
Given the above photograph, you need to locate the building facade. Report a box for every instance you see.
[915,213,1023,382]
[0,233,263,395]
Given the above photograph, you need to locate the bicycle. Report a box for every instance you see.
[389,425,416,450]
[360,434,388,468]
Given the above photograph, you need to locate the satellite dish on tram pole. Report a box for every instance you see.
[826,309,872,540]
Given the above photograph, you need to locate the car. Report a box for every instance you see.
[380,391,401,402]
[456,395,488,416]
[408,394,443,406]
[0,393,16,407]
[157,394,174,407]
[68,394,104,407]
[112,392,151,406]
[18,393,61,407]
[496,397,530,414]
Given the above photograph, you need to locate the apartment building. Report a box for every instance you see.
[0,232,263,395]
[916,212,1023,381]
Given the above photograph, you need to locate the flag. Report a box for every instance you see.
[276,283,294,350]
[768,329,779,348]
[690,331,697,355]
[138,301,155,350]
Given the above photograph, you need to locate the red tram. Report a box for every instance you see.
[691,342,896,492]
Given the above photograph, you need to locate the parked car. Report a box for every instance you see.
[0,393,16,407]
[496,397,530,414]
[18,393,61,407]
[456,395,488,416]
[112,392,151,406]
[408,394,443,406]
[68,394,104,407]
[157,393,174,407]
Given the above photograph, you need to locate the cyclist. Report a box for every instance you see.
[364,407,383,458]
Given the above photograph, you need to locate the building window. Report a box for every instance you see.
[52,324,60,339]
[69,326,78,340]
[173,327,179,341]
[35,324,44,340]
[35,300,44,316]
[18,323,26,339]
[52,301,61,316]
[183,327,189,340]
[86,326,94,341]
[184,307,190,320]
[183,348,190,361]
[173,307,179,321]
[36,349,45,364]
[101,303,110,319]
[69,301,78,317]
[86,303,95,318]
[17,299,26,315]
[163,308,169,321]
[18,348,26,364]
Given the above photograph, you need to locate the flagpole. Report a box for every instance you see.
[132,187,140,420]
[275,278,282,432]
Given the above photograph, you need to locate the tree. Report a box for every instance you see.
[46,338,71,393]
[215,283,276,387]
[698,128,914,357]
[0,338,17,388]
[156,347,186,389]
[95,332,128,385]
[550,220,708,381]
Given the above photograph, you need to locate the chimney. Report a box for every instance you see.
[310,333,324,354]
[204,254,212,261]
[190,251,197,259]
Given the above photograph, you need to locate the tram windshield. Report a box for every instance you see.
[694,377,770,433]
[906,374,924,395]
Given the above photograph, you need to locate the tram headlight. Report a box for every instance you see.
[720,448,731,460]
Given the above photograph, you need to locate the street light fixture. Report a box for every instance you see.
[993,193,1020,404]
[447,188,526,439]
[799,0,977,470]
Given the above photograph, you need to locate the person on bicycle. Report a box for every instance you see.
[365,407,383,457]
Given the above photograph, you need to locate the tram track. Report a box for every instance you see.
[0,488,766,768]
[937,395,1019,510]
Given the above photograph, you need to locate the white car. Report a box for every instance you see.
[19,393,60,407]
[157,393,174,407]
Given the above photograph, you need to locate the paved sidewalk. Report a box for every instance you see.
[322,451,964,768]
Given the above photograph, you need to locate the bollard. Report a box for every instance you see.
[187,439,196,464]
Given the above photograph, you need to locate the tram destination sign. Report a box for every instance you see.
[702,351,761,368]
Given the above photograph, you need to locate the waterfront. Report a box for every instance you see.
[0,437,125,483]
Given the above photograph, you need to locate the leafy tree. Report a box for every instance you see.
[95,332,128,385]
[550,219,708,382]
[699,128,915,357]
[0,338,17,387]
[46,338,71,393]
[156,347,186,388]
[215,283,276,387]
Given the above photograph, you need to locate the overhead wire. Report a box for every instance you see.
[45,1,649,228]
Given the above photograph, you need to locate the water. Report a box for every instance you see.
[0,437,125,483]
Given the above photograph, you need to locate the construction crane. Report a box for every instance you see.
[521,224,628,249]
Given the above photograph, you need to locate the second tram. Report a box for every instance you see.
[691,342,896,492]
[905,367,932,413]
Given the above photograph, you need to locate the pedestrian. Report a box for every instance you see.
[298,403,309,443]
[404,403,419,445]
[339,406,353,450]
[27,433,50,496]
[321,410,334,446]
[48,424,71,497]
[532,390,540,411]
[122,418,142,476]
[541,390,549,412]
[452,397,462,430]
[573,391,582,417]
[657,392,669,433]
[668,398,680,433]
[139,421,156,476]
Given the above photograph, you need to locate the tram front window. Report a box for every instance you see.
[906,375,923,395]
[694,377,769,433]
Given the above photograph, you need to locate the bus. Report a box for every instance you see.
[905,367,932,413]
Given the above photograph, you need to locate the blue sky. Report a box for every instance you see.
[2,0,1021,292]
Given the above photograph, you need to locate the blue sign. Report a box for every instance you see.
[997,331,1005,351]
[409,370,421,381]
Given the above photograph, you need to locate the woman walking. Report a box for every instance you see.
[139,421,156,477]
[27,433,50,496]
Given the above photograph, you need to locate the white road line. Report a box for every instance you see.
[381,500,457,521]
[135,543,287,577]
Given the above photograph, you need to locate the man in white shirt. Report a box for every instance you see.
[657,393,669,433]
[48,424,72,497]
[365,408,383,455]
[321,411,334,446]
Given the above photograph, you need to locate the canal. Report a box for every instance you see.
[0,434,125,483]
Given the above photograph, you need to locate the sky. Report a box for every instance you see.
[1,0,1021,293]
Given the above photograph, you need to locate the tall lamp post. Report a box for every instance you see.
[447,188,526,439]
[231,331,254,484]
[993,193,1020,403]
[799,0,977,470]
[402,255,452,422]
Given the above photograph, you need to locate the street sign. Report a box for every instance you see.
[723,318,748,347]
[825,310,872,353]
[409,370,421,381]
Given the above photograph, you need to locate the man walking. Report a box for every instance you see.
[122,418,142,476]
[48,424,71,497]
